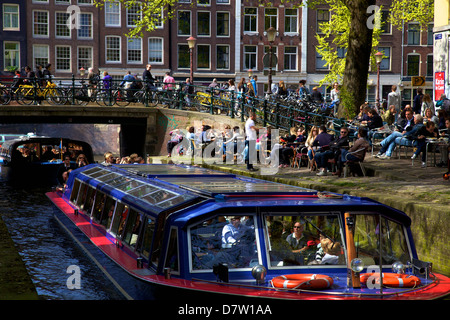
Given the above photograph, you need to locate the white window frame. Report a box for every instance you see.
[77,46,93,70]
[216,44,230,70]
[55,1,71,5]
[127,38,142,64]
[284,46,298,71]
[105,1,121,27]
[77,12,93,39]
[148,37,164,65]
[55,11,71,39]
[33,10,49,38]
[2,4,20,31]
[33,44,49,71]
[197,11,211,37]
[127,3,142,28]
[216,11,230,37]
[378,46,391,71]
[243,45,257,71]
[55,45,72,72]
[264,8,278,31]
[105,36,121,63]
[284,8,298,35]
[77,0,93,5]
[3,41,20,70]
[243,7,257,34]
[197,44,211,70]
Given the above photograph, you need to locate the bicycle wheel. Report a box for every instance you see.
[16,89,35,105]
[114,89,130,107]
[47,88,67,105]
[68,88,89,106]
[96,91,115,106]
[0,88,11,105]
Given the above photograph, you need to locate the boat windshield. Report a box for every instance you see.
[190,215,258,271]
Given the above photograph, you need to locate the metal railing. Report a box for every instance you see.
[0,76,350,135]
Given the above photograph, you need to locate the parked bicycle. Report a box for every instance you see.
[14,82,66,105]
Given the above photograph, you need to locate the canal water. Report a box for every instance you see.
[0,180,124,300]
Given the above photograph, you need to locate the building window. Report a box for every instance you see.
[127,3,141,27]
[105,2,121,27]
[216,0,229,3]
[152,8,163,28]
[217,45,229,70]
[127,38,142,63]
[33,11,49,38]
[426,54,433,77]
[106,36,121,63]
[33,45,49,70]
[243,46,257,70]
[264,8,277,30]
[284,46,297,71]
[3,4,20,30]
[197,45,210,69]
[78,46,93,70]
[244,8,257,33]
[378,47,391,71]
[316,50,328,70]
[56,12,71,38]
[197,12,210,36]
[284,8,298,34]
[407,23,420,45]
[217,12,229,37]
[3,42,20,69]
[178,11,191,36]
[77,0,93,4]
[78,13,93,39]
[407,54,420,76]
[55,46,71,72]
[316,9,329,34]
[56,0,71,4]
[177,44,189,69]
[381,10,391,34]
[148,38,163,64]
[427,24,433,46]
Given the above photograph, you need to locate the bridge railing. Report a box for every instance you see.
[0,76,350,134]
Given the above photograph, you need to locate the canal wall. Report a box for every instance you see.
[0,215,39,299]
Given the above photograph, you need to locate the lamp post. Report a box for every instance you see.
[79,67,86,86]
[187,37,196,84]
[375,51,383,108]
[266,27,277,94]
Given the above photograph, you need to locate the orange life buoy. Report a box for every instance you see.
[360,273,421,288]
[271,274,333,290]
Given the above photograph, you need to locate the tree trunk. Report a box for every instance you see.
[340,0,375,117]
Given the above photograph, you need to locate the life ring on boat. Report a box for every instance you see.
[360,273,421,288]
[271,274,333,290]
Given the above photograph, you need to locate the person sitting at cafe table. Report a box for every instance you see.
[361,108,383,145]
[335,127,370,177]
[410,120,438,167]
[278,127,306,167]
[315,127,349,176]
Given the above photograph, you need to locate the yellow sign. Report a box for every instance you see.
[412,76,425,87]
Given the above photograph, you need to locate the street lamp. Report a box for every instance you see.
[266,27,277,94]
[248,69,253,79]
[375,51,383,107]
[187,36,196,84]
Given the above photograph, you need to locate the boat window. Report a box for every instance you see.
[82,186,96,215]
[100,197,116,228]
[140,216,156,259]
[92,191,107,221]
[190,215,258,271]
[96,172,121,183]
[116,179,143,192]
[110,202,128,237]
[70,179,81,203]
[76,182,88,209]
[264,214,344,267]
[165,227,179,273]
[122,208,142,248]
[352,214,410,266]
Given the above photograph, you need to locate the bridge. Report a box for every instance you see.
[0,104,243,157]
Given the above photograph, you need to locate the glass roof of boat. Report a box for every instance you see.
[157,176,315,196]
[78,166,197,210]
[114,164,231,177]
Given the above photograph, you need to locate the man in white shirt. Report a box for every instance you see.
[245,112,258,171]
[387,85,402,116]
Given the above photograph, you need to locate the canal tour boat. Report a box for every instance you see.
[0,134,94,186]
[46,163,450,300]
